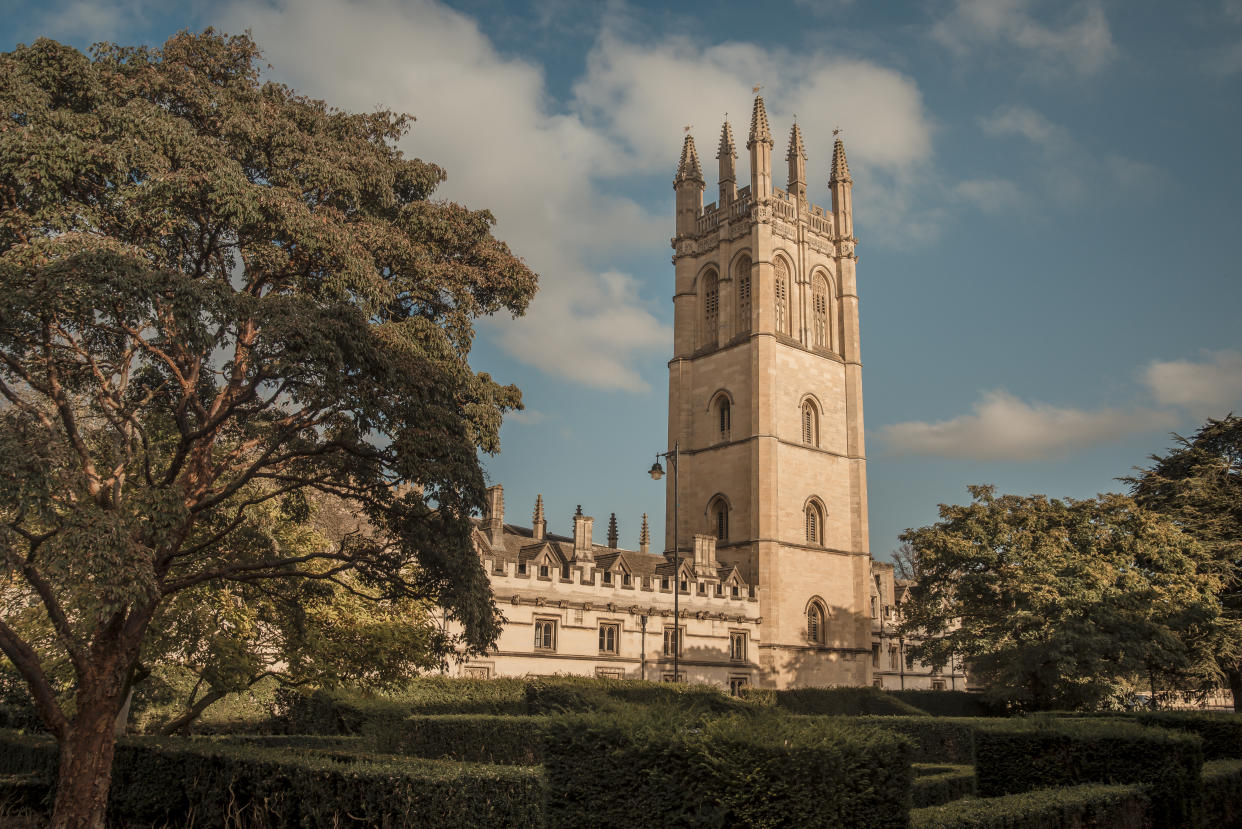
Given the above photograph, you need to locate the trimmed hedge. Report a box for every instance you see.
[375,715,550,764]
[544,708,913,828]
[1203,759,1242,829]
[837,716,979,764]
[911,764,975,808]
[0,729,544,827]
[1131,711,1242,760]
[909,783,1152,829]
[524,675,752,715]
[751,685,930,716]
[890,689,1007,718]
[974,718,1202,828]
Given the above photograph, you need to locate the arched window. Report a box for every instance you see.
[718,397,731,440]
[703,271,719,347]
[774,258,789,335]
[801,400,819,446]
[805,500,824,545]
[812,275,829,350]
[807,601,826,644]
[735,255,752,333]
[709,497,729,542]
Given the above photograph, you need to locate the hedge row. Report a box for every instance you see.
[974,718,1203,828]
[909,783,1152,829]
[835,716,979,764]
[543,708,913,829]
[1203,759,1242,829]
[743,685,930,716]
[1129,711,1242,760]
[0,729,544,828]
[374,715,550,765]
[911,764,975,808]
[890,689,1007,718]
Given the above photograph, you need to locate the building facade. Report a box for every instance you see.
[462,96,965,692]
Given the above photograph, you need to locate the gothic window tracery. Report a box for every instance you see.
[718,397,731,440]
[709,496,729,542]
[703,271,719,347]
[774,258,789,335]
[805,499,825,546]
[736,255,752,333]
[812,275,829,350]
[801,400,819,446]
[807,600,826,644]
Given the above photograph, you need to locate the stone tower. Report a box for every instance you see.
[666,97,871,688]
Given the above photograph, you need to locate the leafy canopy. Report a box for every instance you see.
[0,29,537,743]
[898,486,1220,710]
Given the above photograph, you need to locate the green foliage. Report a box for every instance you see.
[890,689,1008,718]
[0,729,544,827]
[900,487,1221,710]
[973,718,1203,828]
[759,685,930,716]
[909,783,1152,829]
[375,715,549,765]
[1203,759,1242,829]
[1129,711,1242,760]
[543,708,913,829]
[911,764,975,808]
[524,675,751,715]
[274,678,531,733]
[1129,415,1242,705]
[832,715,979,764]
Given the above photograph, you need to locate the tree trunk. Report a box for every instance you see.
[49,683,123,829]
[161,686,226,736]
[1227,665,1242,713]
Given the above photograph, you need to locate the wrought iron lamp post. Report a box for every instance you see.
[647,441,680,681]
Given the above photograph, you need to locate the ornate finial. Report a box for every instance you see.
[717,119,736,160]
[830,133,852,185]
[833,126,842,137]
[747,94,773,149]
[640,513,650,544]
[684,124,692,133]
[752,84,762,95]
[608,512,619,548]
[575,504,583,517]
[786,122,807,162]
[674,133,705,185]
[533,494,544,524]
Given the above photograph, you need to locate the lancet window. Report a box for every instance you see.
[812,275,829,350]
[774,258,789,335]
[736,255,752,333]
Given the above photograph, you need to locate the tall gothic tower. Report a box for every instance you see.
[667,97,871,687]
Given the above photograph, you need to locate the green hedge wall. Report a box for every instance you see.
[375,715,550,765]
[751,685,929,717]
[524,676,751,715]
[835,716,979,764]
[544,709,913,829]
[890,690,1007,718]
[1130,712,1242,761]
[911,764,975,808]
[974,718,1202,829]
[0,729,544,828]
[1203,759,1242,829]
[909,783,1151,829]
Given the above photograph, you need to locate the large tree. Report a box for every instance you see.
[0,30,536,828]
[1128,415,1242,709]
[898,487,1220,710]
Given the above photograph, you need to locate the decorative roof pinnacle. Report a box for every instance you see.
[674,133,705,185]
[717,119,737,160]
[533,493,544,524]
[830,135,852,185]
[786,122,807,161]
[640,513,651,545]
[607,512,619,548]
[747,94,773,149]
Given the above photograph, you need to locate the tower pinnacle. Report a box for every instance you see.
[640,513,650,554]
[746,95,773,149]
[608,512,619,548]
[717,120,737,160]
[786,122,807,200]
[717,119,737,204]
[674,133,705,185]
[532,493,546,540]
[829,136,852,185]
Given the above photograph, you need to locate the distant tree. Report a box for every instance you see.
[1128,415,1242,710]
[0,30,536,829]
[898,486,1220,711]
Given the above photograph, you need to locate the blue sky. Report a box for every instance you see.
[5,0,1241,558]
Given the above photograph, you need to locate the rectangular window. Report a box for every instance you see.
[873,678,884,689]
[729,676,749,696]
[730,631,747,661]
[889,646,899,670]
[662,672,685,683]
[539,564,550,579]
[731,585,740,597]
[533,618,557,651]
[603,571,612,584]
[661,577,670,590]
[871,597,878,618]
[871,644,880,667]
[622,573,632,587]
[663,625,683,656]
[596,667,623,679]
[517,562,527,575]
[932,679,946,692]
[598,622,620,655]
[463,665,490,679]
[561,565,570,580]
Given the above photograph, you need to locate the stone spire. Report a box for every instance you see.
[747,95,773,148]
[786,122,807,200]
[717,119,737,204]
[674,134,704,185]
[829,136,852,185]
[607,512,619,548]
[532,493,546,541]
[639,513,650,554]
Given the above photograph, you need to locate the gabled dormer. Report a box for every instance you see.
[596,552,634,588]
[518,542,568,580]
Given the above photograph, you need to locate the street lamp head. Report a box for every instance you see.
[648,460,665,480]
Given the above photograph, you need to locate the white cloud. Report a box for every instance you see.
[979,105,1066,146]
[1143,350,1242,416]
[215,0,670,393]
[932,0,1116,76]
[878,390,1176,461]
[505,409,548,426]
[953,177,1025,212]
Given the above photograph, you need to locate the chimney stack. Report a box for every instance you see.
[573,507,595,562]
[532,494,546,541]
[485,484,504,545]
